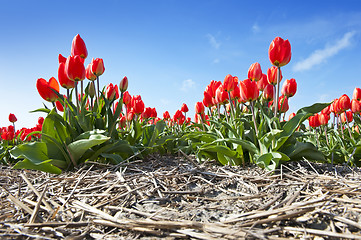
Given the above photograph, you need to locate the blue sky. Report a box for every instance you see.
[1,0,361,128]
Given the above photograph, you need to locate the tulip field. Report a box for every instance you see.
[1,34,361,173]
[1,34,361,239]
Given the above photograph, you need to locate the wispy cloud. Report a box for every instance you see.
[181,79,196,92]
[206,34,221,49]
[293,31,356,72]
[252,23,260,33]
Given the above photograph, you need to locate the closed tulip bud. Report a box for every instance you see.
[257,74,268,91]
[85,63,97,81]
[58,62,75,89]
[269,37,291,67]
[341,111,353,123]
[65,55,85,81]
[267,66,282,85]
[318,113,330,126]
[119,116,127,129]
[223,74,235,92]
[91,58,105,77]
[105,83,119,100]
[351,99,361,114]
[278,95,289,113]
[262,84,274,101]
[55,100,64,112]
[88,81,96,98]
[239,79,259,102]
[309,114,321,128]
[338,94,351,112]
[353,87,361,101]
[123,91,131,105]
[195,102,205,114]
[230,84,241,100]
[9,113,17,123]
[203,91,213,108]
[119,76,128,92]
[36,77,60,102]
[281,78,297,98]
[71,34,88,59]
[181,103,189,113]
[248,62,262,82]
[215,85,229,104]
[151,108,157,118]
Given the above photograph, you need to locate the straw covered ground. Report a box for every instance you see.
[1,154,361,239]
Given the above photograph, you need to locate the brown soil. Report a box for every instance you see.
[1,154,361,239]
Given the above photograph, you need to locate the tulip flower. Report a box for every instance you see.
[353,87,361,101]
[203,91,213,108]
[341,111,353,123]
[132,95,145,115]
[318,113,330,126]
[223,74,235,92]
[55,100,64,112]
[91,58,105,77]
[142,107,153,119]
[71,34,88,59]
[230,84,241,100]
[119,76,128,93]
[85,63,97,81]
[288,112,296,121]
[215,85,228,105]
[58,62,75,89]
[36,77,60,102]
[262,84,274,102]
[248,62,262,82]
[257,73,268,91]
[338,94,351,112]
[267,66,283,85]
[65,55,85,82]
[268,37,291,67]
[173,110,185,125]
[163,111,171,120]
[281,78,297,98]
[278,95,289,113]
[119,116,127,129]
[181,103,189,113]
[309,114,321,128]
[105,83,119,101]
[195,101,205,114]
[9,113,17,123]
[351,99,361,114]
[59,54,67,64]
[123,91,131,106]
[239,79,259,102]
[321,105,331,115]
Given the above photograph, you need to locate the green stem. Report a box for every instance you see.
[274,66,281,118]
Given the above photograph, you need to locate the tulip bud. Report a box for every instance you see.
[281,78,297,98]
[163,111,170,120]
[119,76,128,92]
[267,66,283,85]
[9,113,17,123]
[86,63,97,81]
[223,74,235,92]
[88,81,96,99]
[248,62,262,82]
[91,58,105,77]
[181,103,189,113]
[353,87,361,101]
[195,102,205,114]
[269,37,291,67]
[71,34,88,59]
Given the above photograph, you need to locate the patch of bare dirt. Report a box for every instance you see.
[1,154,361,239]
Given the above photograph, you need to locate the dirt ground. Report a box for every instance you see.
[1,154,361,239]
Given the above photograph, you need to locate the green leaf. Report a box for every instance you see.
[67,134,110,163]
[13,159,62,174]
[256,151,290,171]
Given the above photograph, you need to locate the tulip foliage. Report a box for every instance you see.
[2,35,361,174]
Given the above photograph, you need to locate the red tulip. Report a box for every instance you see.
[55,100,64,112]
[338,94,351,112]
[105,83,119,100]
[223,74,235,92]
[85,63,97,81]
[119,116,127,129]
[262,84,274,101]
[230,84,241,100]
[341,111,353,123]
[321,105,331,115]
[151,107,157,118]
[71,34,88,59]
[239,79,259,102]
[309,114,321,128]
[353,87,361,101]
[267,66,282,85]
[91,58,105,77]
[36,77,60,102]
[58,62,75,89]
[351,99,361,114]
[318,113,330,126]
[278,95,289,113]
[163,111,171,120]
[288,112,296,121]
[215,85,229,104]
[65,55,85,81]
[119,76,128,92]
[203,91,213,108]
[123,91,131,106]
[58,54,67,64]
[9,113,17,123]
[281,78,297,98]
[257,74,268,91]
[142,107,152,119]
[269,37,291,67]
[181,103,189,113]
[248,62,262,82]
[195,102,205,114]
[173,110,185,125]
[132,95,145,114]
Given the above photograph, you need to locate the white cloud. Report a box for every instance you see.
[206,34,221,49]
[252,23,260,33]
[213,58,220,64]
[318,94,329,102]
[293,31,356,72]
[181,79,196,92]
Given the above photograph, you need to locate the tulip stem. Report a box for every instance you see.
[274,66,281,118]
[227,92,235,120]
[250,101,259,137]
[96,76,100,106]
[75,82,79,113]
